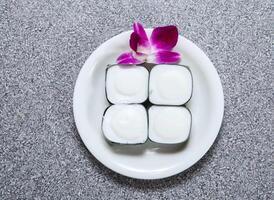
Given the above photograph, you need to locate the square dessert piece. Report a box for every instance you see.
[148,106,191,144]
[149,65,192,105]
[102,104,148,144]
[106,65,149,104]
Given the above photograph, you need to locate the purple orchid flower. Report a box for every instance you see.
[117,22,181,65]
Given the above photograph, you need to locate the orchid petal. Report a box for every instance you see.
[133,22,150,49]
[150,26,178,51]
[130,32,138,51]
[117,52,142,65]
[148,51,181,64]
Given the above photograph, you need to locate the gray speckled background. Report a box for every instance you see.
[0,0,273,199]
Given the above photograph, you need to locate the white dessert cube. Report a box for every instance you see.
[149,65,192,105]
[148,106,191,144]
[106,65,149,104]
[102,104,148,144]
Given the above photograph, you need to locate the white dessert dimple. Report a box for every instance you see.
[153,110,186,139]
[114,69,143,96]
[114,76,137,96]
[157,71,185,100]
[111,107,144,140]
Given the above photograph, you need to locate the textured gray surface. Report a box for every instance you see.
[0,0,273,199]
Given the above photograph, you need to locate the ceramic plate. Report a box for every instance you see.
[73,29,224,179]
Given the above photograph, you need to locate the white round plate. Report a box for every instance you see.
[73,29,224,179]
